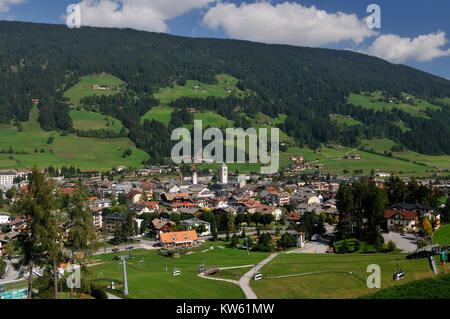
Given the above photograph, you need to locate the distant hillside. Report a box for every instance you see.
[0,21,450,166]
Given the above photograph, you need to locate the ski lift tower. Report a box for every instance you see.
[119,256,129,295]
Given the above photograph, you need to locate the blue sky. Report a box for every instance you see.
[1,0,449,79]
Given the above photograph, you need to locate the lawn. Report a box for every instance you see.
[0,106,148,170]
[154,74,250,104]
[360,273,450,299]
[64,74,125,106]
[87,241,270,299]
[433,224,450,246]
[210,266,253,281]
[251,253,448,299]
[348,91,441,118]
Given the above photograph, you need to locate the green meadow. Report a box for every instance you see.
[433,224,450,246]
[251,253,447,299]
[154,74,251,104]
[360,138,450,170]
[348,91,441,118]
[330,114,363,127]
[0,106,148,170]
[64,74,124,106]
[70,110,125,133]
[140,106,175,126]
[360,273,450,299]
[87,242,270,299]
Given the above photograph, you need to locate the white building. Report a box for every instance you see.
[0,170,17,186]
[219,163,228,184]
[0,212,11,225]
[192,171,198,185]
[179,218,211,236]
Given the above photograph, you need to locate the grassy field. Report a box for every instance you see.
[330,114,363,127]
[360,273,450,299]
[283,143,437,176]
[140,106,175,126]
[154,74,250,104]
[190,111,234,129]
[360,138,450,170]
[348,91,441,118]
[70,110,125,133]
[87,241,270,299]
[64,74,124,106]
[251,253,448,299]
[0,106,148,170]
[434,224,450,246]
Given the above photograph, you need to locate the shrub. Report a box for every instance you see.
[388,240,397,252]
[90,282,108,300]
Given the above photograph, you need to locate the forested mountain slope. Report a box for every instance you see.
[1,21,449,164]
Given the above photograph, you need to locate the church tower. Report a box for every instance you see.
[192,171,198,185]
[219,163,228,184]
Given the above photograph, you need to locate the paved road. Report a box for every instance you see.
[382,231,418,253]
[106,292,122,299]
[238,253,278,299]
[0,260,21,285]
[288,240,329,254]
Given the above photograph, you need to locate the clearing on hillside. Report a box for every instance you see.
[64,74,125,106]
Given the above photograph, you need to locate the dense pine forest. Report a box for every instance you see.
[1,21,450,164]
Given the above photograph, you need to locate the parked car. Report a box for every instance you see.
[112,248,119,253]
[311,234,319,241]
[126,246,134,250]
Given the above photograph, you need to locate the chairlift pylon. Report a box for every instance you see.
[393,261,405,281]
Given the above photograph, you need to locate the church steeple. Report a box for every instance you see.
[219,163,228,184]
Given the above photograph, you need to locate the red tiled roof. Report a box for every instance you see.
[160,230,198,244]
[384,210,418,220]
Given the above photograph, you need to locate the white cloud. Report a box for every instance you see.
[73,0,216,33]
[0,0,26,13]
[202,1,376,47]
[365,31,450,63]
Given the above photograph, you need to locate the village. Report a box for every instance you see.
[0,162,447,260]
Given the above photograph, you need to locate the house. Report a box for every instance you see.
[103,214,128,232]
[391,203,441,231]
[160,230,198,248]
[92,210,103,230]
[126,189,143,203]
[344,154,361,160]
[286,211,301,224]
[268,192,291,206]
[384,210,419,232]
[178,207,204,218]
[0,170,17,187]
[254,205,283,221]
[193,85,200,91]
[151,218,175,238]
[129,203,152,215]
[179,218,211,236]
[0,212,11,225]
[0,237,8,255]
